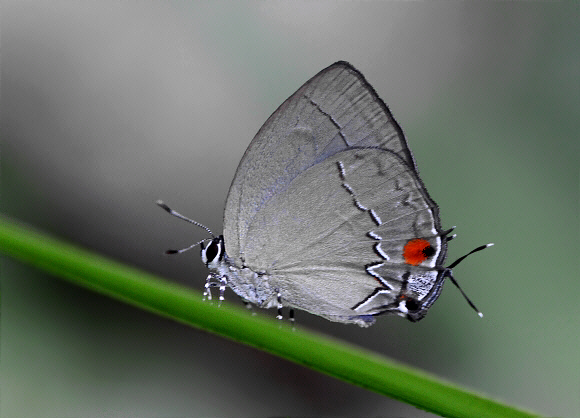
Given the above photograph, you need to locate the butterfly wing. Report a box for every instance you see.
[241,148,447,324]
[223,61,423,263]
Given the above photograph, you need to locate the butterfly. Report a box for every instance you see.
[159,61,491,326]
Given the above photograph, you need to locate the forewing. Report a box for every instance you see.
[224,61,417,262]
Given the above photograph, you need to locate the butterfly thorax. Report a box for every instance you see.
[202,235,278,308]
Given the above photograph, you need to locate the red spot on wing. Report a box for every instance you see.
[403,239,432,266]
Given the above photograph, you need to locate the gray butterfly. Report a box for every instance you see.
[159,61,491,326]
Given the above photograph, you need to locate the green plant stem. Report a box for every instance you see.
[0,215,540,418]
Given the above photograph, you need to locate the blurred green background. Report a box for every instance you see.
[2,1,578,417]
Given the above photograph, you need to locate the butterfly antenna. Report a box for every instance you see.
[445,243,494,318]
[447,243,494,269]
[164,239,209,255]
[156,200,215,237]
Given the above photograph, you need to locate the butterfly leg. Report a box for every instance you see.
[203,273,227,302]
[274,292,296,327]
[276,291,283,320]
[203,274,213,300]
[218,275,228,306]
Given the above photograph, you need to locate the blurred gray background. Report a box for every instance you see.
[2,1,578,417]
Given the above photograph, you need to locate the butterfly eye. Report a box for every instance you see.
[205,239,220,264]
